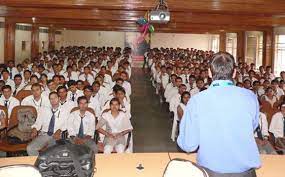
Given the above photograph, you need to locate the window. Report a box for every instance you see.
[274,35,285,75]
[245,31,263,68]
[210,35,219,53]
[21,41,26,51]
[226,33,237,61]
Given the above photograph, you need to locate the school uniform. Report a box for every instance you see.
[63,71,79,81]
[254,112,276,154]
[78,74,94,85]
[59,99,76,114]
[0,95,20,117]
[3,79,15,92]
[269,112,285,152]
[68,110,97,153]
[97,110,133,154]
[21,95,51,112]
[122,81,132,96]
[13,83,25,96]
[67,90,84,103]
[27,106,69,156]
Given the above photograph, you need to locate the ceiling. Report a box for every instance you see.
[1,0,284,33]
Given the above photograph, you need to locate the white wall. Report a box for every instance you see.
[0,17,5,64]
[61,30,125,48]
[15,29,31,64]
[55,32,63,50]
[150,33,214,50]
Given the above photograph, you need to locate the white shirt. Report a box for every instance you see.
[190,87,200,96]
[122,81,132,96]
[164,83,175,101]
[169,93,181,113]
[4,79,15,92]
[254,112,269,138]
[14,83,25,95]
[67,90,84,103]
[68,110,96,138]
[104,74,113,85]
[0,96,20,117]
[59,99,76,114]
[78,74,94,85]
[166,87,178,103]
[98,111,133,134]
[31,106,69,133]
[102,97,131,119]
[161,73,170,89]
[63,71,79,81]
[269,112,285,138]
[88,97,101,118]
[21,95,50,112]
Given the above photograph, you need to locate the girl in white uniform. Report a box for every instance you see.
[96,98,133,154]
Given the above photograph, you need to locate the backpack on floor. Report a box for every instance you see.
[35,140,95,177]
[163,158,209,177]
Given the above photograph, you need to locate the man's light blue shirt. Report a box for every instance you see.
[177,80,261,173]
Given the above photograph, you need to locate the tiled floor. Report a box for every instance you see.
[131,68,178,152]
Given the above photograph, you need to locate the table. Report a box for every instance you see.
[0,153,284,177]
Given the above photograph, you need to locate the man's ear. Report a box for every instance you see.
[232,69,237,79]
[208,68,212,78]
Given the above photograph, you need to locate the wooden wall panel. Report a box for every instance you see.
[31,24,39,58]
[237,31,246,62]
[48,26,55,51]
[262,29,274,67]
[4,21,15,63]
[219,32,226,52]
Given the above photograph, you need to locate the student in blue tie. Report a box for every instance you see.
[178,52,260,177]
[27,92,69,156]
[68,96,97,153]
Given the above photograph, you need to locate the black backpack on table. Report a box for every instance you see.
[35,140,95,177]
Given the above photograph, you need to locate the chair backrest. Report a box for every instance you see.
[70,107,96,117]
[0,106,8,128]
[9,106,37,129]
[15,90,32,102]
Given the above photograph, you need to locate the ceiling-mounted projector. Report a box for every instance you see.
[150,10,170,23]
[149,0,170,24]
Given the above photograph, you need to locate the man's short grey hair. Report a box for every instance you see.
[210,52,235,81]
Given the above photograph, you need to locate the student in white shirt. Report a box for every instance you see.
[21,83,50,112]
[92,81,104,108]
[68,96,97,153]
[255,110,277,154]
[78,66,94,85]
[83,86,101,118]
[42,80,57,98]
[1,70,15,92]
[23,75,39,91]
[177,91,191,120]
[27,92,69,156]
[0,85,20,117]
[57,86,75,114]
[190,78,205,96]
[169,84,187,114]
[7,60,18,79]
[269,103,285,152]
[63,66,79,81]
[13,74,25,96]
[67,80,84,103]
[120,71,132,97]
[96,98,133,154]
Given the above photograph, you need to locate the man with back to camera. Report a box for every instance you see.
[178,52,260,177]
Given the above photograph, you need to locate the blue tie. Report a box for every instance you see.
[47,109,56,136]
[4,100,8,108]
[78,116,84,138]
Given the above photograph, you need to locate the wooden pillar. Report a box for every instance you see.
[48,26,55,51]
[219,32,226,52]
[237,31,246,63]
[4,21,15,64]
[31,24,39,59]
[262,29,274,67]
